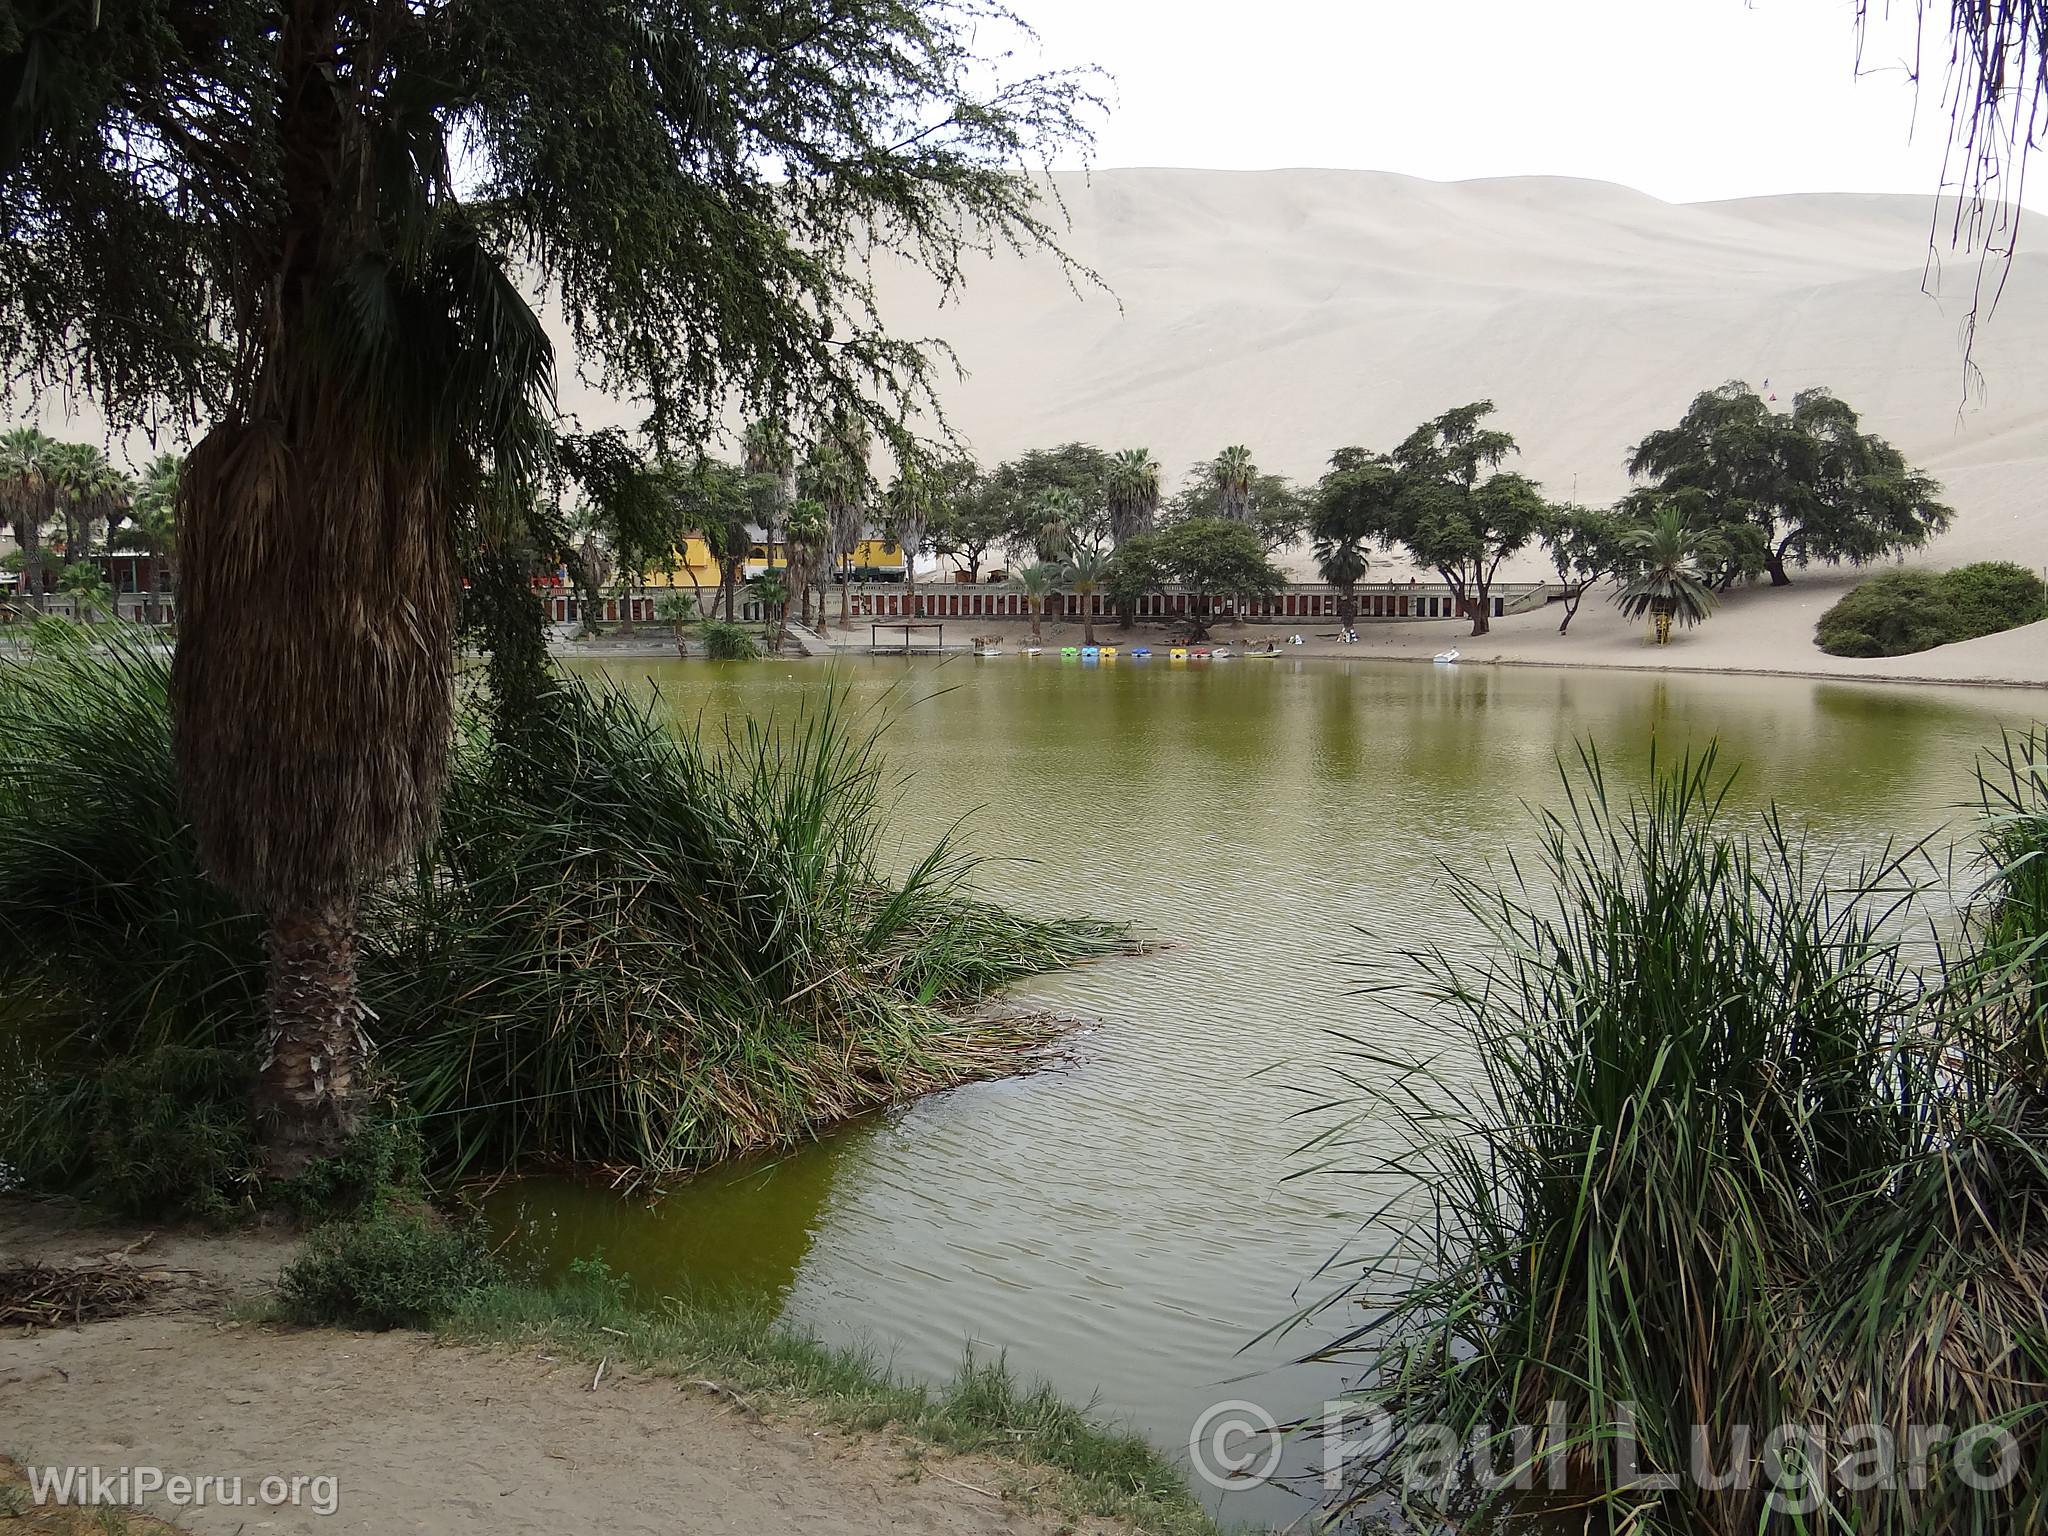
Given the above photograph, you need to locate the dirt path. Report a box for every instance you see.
[0,1203,1136,1535]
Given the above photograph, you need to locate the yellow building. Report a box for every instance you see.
[646,526,905,589]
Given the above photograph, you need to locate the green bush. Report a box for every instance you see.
[1816,561,2047,657]
[696,618,761,659]
[268,1108,430,1223]
[1939,559,2048,641]
[275,1202,501,1330]
[1814,569,1958,657]
[0,1042,255,1221]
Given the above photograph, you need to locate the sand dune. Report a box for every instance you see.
[826,169,2048,577]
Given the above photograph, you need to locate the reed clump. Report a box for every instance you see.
[0,630,1128,1213]
[1300,739,2048,1536]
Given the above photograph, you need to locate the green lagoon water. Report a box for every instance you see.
[495,653,2042,1522]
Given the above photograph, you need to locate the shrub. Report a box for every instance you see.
[268,1108,430,1223]
[0,1042,255,1221]
[276,1202,501,1330]
[1814,568,1957,656]
[1816,561,2047,657]
[696,618,761,660]
[1939,559,2048,641]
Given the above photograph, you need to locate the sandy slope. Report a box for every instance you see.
[835,168,2048,559]
[0,1203,1136,1536]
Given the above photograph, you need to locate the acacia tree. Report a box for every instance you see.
[1538,503,1625,636]
[1627,383,1951,588]
[0,1,1099,1175]
[992,442,1111,557]
[1313,447,1398,627]
[1121,517,1286,641]
[1383,401,1548,637]
[929,467,1006,584]
[679,457,753,623]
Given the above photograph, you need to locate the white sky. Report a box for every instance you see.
[1007,0,2021,207]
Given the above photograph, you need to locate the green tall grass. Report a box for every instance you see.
[1298,743,2047,1536]
[374,675,1128,1177]
[0,629,1128,1211]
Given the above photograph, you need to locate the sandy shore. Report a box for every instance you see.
[0,1203,1154,1536]
[569,572,2048,691]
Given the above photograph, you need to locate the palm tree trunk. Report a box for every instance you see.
[1082,600,1095,646]
[1031,601,1042,645]
[21,529,44,613]
[256,896,365,1178]
[838,558,851,629]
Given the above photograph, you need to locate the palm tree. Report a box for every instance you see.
[1614,509,1721,644]
[1106,447,1160,546]
[783,498,830,632]
[124,450,183,624]
[742,417,794,599]
[1313,527,1370,627]
[1018,562,1058,645]
[567,504,617,637]
[884,466,933,616]
[749,568,789,652]
[56,560,114,622]
[1214,445,1257,523]
[809,422,870,630]
[0,427,55,612]
[45,440,130,567]
[1064,546,1109,645]
[1105,447,1160,630]
[1032,487,1080,563]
